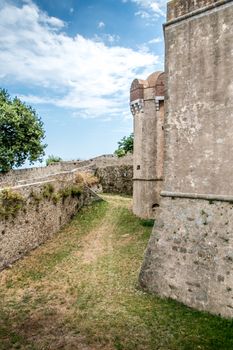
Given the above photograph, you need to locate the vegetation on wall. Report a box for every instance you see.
[46,155,62,166]
[30,183,84,206]
[0,188,25,219]
[58,185,84,203]
[115,133,134,157]
[42,183,55,199]
[0,181,84,220]
[0,89,47,173]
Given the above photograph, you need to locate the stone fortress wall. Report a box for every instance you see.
[136,0,233,318]
[0,170,101,271]
[0,154,133,270]
[95,164,133,195]
[0,154,133,188]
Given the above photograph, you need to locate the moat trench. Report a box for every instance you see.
[0,194,232,350]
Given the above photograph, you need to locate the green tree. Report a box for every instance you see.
[46,155,62,166]
[0,89,46,172]
[114,133,134,157]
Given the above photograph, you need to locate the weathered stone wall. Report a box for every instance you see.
[164,1,233,196]
[0,154,133,187]
[140,0,233,317]
[62,154,133,172]
[78,154,133,195]
[95,165,133,195]
[0,179,101,270]
[167,0,224,21]
[0,163,63,187]
[140,197,233,318]
[0,153,133,271]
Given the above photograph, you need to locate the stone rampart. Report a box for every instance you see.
[0,154,133,270]
[0,163,63,188]
[0,175,101,270]
[0,154,133,188]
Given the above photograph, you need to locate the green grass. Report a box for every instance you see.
[0,195,232,350]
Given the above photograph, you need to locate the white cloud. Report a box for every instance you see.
[135,10,151,19]
[124,0,166,18]
[97,21,105,29]
[105,34,120,43]
[148,36,163,44]
[93,33,120,44]
[0,1,160,119]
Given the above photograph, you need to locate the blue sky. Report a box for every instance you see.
[0,0,166,163]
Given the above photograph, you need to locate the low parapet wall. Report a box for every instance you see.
[0,163,63,188]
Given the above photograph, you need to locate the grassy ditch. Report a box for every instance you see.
[0,194,232,350]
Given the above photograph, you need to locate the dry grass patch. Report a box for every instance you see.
[75,171,99,187]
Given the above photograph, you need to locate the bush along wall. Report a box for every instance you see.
[0,177,102,270]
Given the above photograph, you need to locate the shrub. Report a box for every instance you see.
[0,188,25,218]
[46,155,62,166]
[42,183,55,198]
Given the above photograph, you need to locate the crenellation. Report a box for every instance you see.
[130,79,146,102]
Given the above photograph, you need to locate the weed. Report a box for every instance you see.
[51,192,61,205]
[0,188,25,219]
[139,218,155,227]
[30,190,42,203]
[59,184,83,201]
[70,185,83,197]
[42,183,55,198]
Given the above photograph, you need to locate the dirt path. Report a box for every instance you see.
[81,195,131,264]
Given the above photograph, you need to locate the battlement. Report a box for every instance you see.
[167,0,222,21]
[130,72,165,105]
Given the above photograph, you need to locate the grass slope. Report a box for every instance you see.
[0,194,232,350]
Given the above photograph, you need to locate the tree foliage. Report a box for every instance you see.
[114,133,134,157]
[46,155,62,166]
[0,89,46,172]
